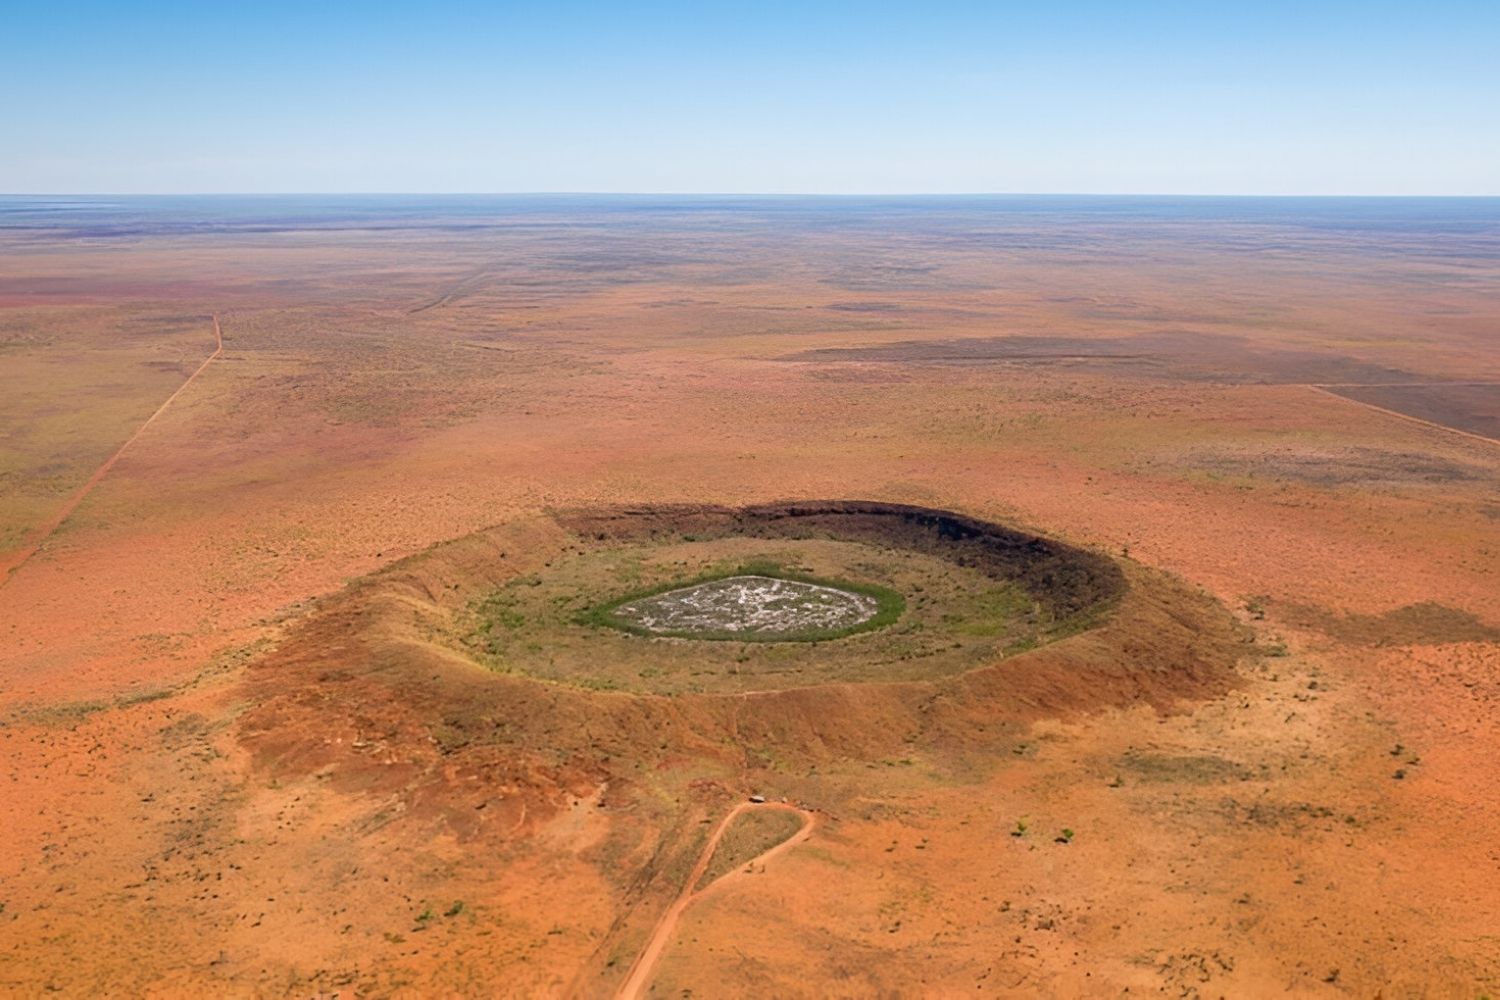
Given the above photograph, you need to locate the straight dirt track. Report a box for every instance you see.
[615,802,816,1000]
[1309,383,1500,447]
[0,314,223,585]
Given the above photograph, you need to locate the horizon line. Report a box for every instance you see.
[5,191,1500,200]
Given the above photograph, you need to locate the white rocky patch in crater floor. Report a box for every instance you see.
[612,574,880,636]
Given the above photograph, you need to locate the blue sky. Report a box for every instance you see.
[3,1,1497,194]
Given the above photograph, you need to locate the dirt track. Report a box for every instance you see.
[1311,383,1500,446]
[616,802,816,1000]
[0,314,223,585]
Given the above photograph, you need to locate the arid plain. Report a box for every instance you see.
[2,196,1498,996]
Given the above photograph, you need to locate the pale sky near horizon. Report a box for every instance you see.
[4,0,1497,195]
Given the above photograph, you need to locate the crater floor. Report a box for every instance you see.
[608,574,882,639]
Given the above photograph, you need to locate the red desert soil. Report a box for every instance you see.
[1,201,1498,996]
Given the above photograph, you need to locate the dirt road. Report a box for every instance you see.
[0,314,224,585]
[615,801,816,1000]
[1307,384,1500,448]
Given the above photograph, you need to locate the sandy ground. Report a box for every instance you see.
[1,200,1497,996]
